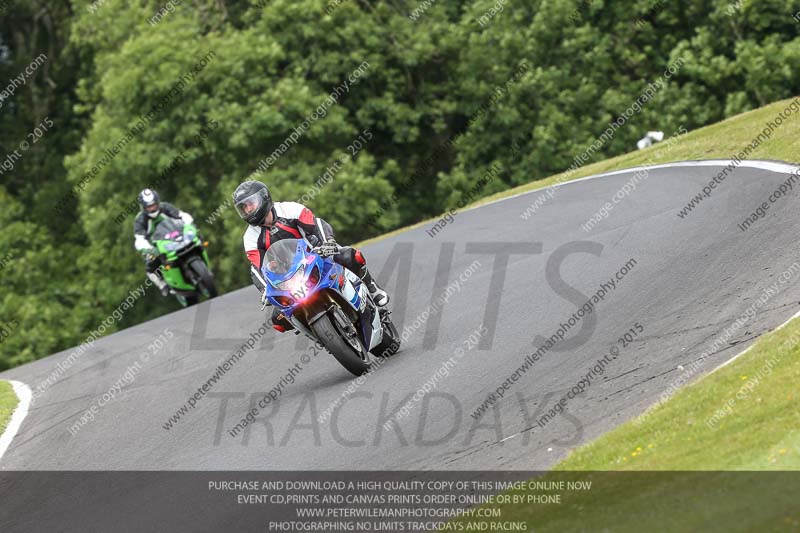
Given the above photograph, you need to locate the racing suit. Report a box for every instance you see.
[133,202,194,292]
[243,201,380,331]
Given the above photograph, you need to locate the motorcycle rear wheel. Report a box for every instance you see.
[370,311,401,358]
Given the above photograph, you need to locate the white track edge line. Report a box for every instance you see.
[707,308,800,377]
[0,380,32,466]
[464,159,800,214]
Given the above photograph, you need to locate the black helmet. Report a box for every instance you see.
[138,188,161,219]
[233,180,273,226]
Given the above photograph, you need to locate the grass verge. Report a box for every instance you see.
[450,317,800,531]
[548,315,800,472]
[0,380,19,436]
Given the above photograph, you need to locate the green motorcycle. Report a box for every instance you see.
[150,217,217,307]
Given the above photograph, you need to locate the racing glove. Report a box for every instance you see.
[312,239,339,257]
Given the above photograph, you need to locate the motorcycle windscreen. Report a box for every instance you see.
[264,238,308,276]
[150,217,183,241]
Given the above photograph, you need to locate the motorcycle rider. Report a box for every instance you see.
[133,188,195,296]
[233,180,389,332]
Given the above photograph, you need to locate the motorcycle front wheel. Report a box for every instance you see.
[188,257,218,298]
[310,312,370,376]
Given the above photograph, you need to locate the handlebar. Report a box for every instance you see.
[311,242,340,257]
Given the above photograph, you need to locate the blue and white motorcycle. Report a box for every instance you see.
[262,238,400,376]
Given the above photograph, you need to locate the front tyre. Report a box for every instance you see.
[188,257,218,298]
[310,313,370,376]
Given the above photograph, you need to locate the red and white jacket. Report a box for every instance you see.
[243,201,333,290]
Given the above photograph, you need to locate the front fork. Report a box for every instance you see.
[289,315,315,340]
[288,297,369,358]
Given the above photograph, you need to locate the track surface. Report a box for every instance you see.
[2,160,800,471]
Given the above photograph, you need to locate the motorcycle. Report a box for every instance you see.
[262,238,400,376]
[151,217,217,307]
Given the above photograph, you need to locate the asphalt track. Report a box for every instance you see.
[3,159,800,474]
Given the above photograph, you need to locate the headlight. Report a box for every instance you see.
[164,242,182,251]
[307,265,320,288]
[275,265,306,292]
[273,296,295,307]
